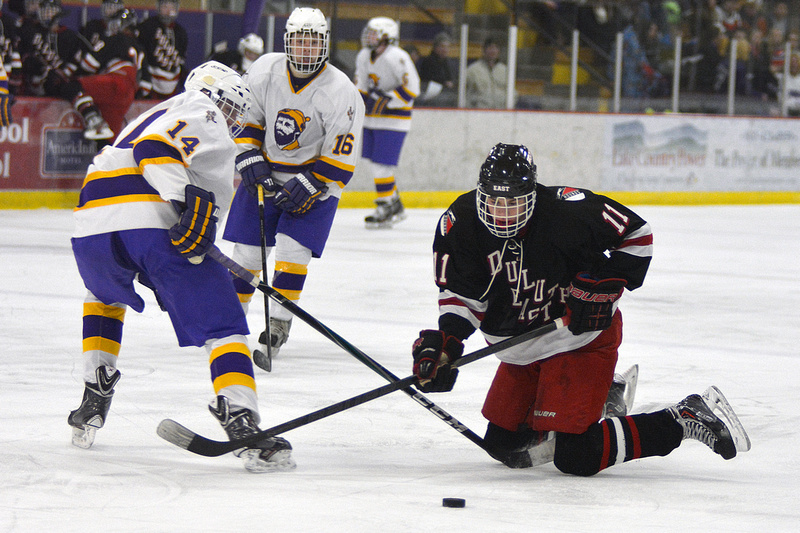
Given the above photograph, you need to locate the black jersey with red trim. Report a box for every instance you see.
[432,184,653,341]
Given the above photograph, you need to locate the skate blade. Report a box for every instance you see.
[702,386,751,453]
[242,450,297,473]
[253,348,272,372]
[71,425,97,449]
[620,364,639,413]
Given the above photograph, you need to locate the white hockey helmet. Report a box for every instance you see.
[476,143,538,239]
[184,61,253,139]
[361,17,399,49]
[283,7,329,75]
[238,33,264,72]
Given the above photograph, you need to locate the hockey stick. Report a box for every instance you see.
[157,319,563,457]
[203,245,566,462]
[252,184,272,372]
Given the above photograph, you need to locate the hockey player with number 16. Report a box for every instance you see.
[223,7,365,361]
[411,143,751,474]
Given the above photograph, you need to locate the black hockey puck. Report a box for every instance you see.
[442,498,466,508]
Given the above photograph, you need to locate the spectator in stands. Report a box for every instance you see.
[417,31,456,106]
[80,0,124,47]
[718,0,743,36]
[465,38,512,109]
[208,33,264,75]
[136,0,187,99]
[618,8,664,98]
[784,52,800,116]
[747,28,778,99]
[768,2,789,37]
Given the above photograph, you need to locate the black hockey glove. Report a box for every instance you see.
[235,149,276,198]
[565,272,627,335]
[273,171,328,214]
[169,185,219,264]
[412,330,464,393]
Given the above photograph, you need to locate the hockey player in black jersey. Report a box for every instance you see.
[411,143,750,474]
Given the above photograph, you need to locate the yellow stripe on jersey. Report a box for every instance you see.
[74,194,167,211]
[81,167,142,187]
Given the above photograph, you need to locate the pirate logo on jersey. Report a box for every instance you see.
[274,108,311,151]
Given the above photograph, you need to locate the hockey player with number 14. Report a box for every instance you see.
[411,143,751,473]
[69,61,295,473]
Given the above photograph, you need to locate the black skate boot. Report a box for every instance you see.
[68,366,121,449]
[603,364,639,418]
[365,196,406,228]
[669,392,738,459]
[209,395,296,473]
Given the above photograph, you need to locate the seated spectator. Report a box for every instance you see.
[417,31,456,106]
[465,38,512,109]
[748,28,778,99]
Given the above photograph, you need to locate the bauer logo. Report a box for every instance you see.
[41,128,98,178]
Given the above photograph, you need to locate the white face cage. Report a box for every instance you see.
[476,189,537,239]
[361,17,399,49]
[184,61,252,139]
[284,7,329,75]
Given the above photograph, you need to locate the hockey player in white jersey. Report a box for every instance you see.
[69,61,296,473]
[354,16,420,228]
[223,7,365,361]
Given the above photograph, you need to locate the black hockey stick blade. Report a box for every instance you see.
[157,375,418,457]
[252,348,271,372]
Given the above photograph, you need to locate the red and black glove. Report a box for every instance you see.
[565,272,627,335]
[412,330,464,393]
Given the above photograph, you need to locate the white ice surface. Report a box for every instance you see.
[1,205,798,532]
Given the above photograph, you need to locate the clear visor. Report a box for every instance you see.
[476,190,536,239]
[284,30,328,74]
[101,2,123,20]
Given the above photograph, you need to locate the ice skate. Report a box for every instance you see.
[83,111,114,141]
[603,364,639,418]
[68,366,121,449]
[257,317,292,358]
[209,395,296,473]
[669,386,749,460]
[365,196,406,229]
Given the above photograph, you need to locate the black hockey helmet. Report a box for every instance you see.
[37,0,65,27]
[106,8,138,36]
[101,0,124,21]
[476,143,538,238]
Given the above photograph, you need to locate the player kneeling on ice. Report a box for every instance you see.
[411,143,750,475]
[69,61,295,473]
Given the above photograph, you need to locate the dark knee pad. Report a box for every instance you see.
[553,427,605,477]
